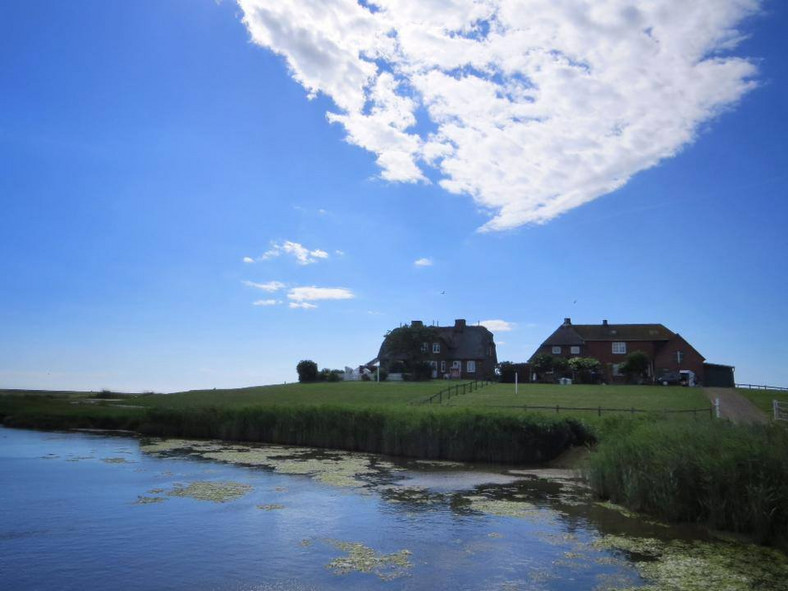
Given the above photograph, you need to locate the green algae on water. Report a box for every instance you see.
[594,534,788,590]
[257,504,285,511]
[102,457,132,464]
[325,539,412,581]
[166,481,252,503]
[134,496,168,505]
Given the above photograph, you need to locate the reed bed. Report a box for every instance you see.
[589,419,788,546]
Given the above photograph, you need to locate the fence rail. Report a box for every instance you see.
[415,380,493,405]
[774,400,788,422]
[451,403,715,419]
[736,383,788,392]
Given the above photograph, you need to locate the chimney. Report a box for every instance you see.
[454,319,466,331]
[563,317,572,326]
[411,320,423,328]
[602,319,608,326]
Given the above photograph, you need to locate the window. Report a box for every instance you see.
[612,342,626,355]
[421,342,428,352]
[570,346,580,355]
[432,343,441,354]
[467,360,476,373]
[676,351,684,364]
[552,346,561,354]
[440,360,446,373]
[612,363,622,376]
[452,360,461,369]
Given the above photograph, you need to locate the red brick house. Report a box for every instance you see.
[378,319,497,380]
[529,318,710,384]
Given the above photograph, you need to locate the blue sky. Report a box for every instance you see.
[1,0,786,392]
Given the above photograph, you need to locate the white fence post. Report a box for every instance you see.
[714,398,721,419]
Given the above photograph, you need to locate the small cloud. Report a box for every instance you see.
[335,249,345,256]
[243,256,255,264]
[261,241,330,265]
[480,319,515,333]
[496,341,507,346]
[318,208,328,215]
[242,280,286,292]
[414,257,433,267]
[289,302,318,310]
[287,286,356,302]
[253,299,281,306]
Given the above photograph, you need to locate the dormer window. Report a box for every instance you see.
[432,343,440,354]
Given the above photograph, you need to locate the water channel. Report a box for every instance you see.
[1,426,785,590]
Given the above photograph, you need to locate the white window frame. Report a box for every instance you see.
[467,360,476,373]
[612,363,622,376]
[432,343,440,354]
[570,346,580,355]
[452,360,461,369]
[612,342,627,355]
[421,342,428,353]
[440,360,446,373]
[552,346,561,354]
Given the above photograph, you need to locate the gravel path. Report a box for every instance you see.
[703,388,769,425]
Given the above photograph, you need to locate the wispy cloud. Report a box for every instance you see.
[480,319,515,333]
[260,240,330,265]
[253,299,281,306]
[414,257,433,267]
[242,256,255,264]
[289,302,318,310]
[287,286,356,303]
[242,280,286,292]
[238,1,760,230]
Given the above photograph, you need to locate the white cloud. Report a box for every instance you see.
[238,0,761,230]
[261,240,330,265]
[253,299,281,306]
[414,257,433,267]
[243,256,255,264]
[289,302,318,310]
[287,286,356,303]
[480,319,515,333]
[242,280,287,292]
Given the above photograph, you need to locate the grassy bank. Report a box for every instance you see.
[737,387,788,417]
[0,388,593,464]
[589,419,788,546]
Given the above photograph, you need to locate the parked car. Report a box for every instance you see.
[656,370,696,386]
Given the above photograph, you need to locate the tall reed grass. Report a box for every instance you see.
[138,405,593,464]
[589,420,788,546]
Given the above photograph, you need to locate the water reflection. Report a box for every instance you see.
[1,427,786,590]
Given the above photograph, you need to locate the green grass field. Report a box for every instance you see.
[442,383,712,419]
[736,387,788,417]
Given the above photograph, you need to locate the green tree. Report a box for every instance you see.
[296,360,318,383]
[620,351,650,383]
[381,325,439,379]
[568,357,601,383]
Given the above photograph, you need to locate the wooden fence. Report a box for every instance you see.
[736,383,788,392]
[774,400,788,422]
[453,403,715,419]
[415,380,493,405]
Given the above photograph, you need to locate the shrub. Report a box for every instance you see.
[296,360,318,383]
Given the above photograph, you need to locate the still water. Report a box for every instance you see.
[1,426,785,590]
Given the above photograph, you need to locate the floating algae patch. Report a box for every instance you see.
[66,455,95,462]
[102,457,133,464]
[594,535,788,590]
[257,504,285,511]
[465,495,558,524]
[134,496,168,505]
[325,539,412,581]
[595,501,640,519]
[166,481,252,503]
